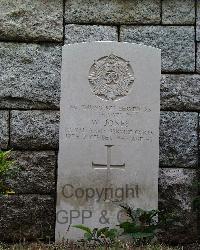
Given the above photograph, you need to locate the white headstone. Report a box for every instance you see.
[56,42,161,240]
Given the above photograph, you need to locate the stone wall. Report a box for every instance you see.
[0,0,199,243]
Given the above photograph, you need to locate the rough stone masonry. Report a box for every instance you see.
[0,0,199,243]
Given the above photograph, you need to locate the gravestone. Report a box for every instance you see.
[56,42,161,240]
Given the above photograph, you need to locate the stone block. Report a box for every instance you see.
[6,151,56,194]
[65,24,118,44]
[161,74,200,111]
[160,112,198,167]
[0,0,63,42]
[196,1,200,41]
[0,111,9,149]
[10,111,60,150]
[0,195,55,241]
[120,26,195,72]
[196,43,200,72]
[65,0,161,24]
[159,168,198,243]
[162,0,195,24]
[0,43,61,109]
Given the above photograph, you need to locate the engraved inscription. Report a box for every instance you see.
[65,127,154,142]
[65,104,154,143]
[88,54,134,101]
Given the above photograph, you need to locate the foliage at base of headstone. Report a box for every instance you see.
[72,205,178,247]
[0,150,16,195]
[118,204,158,244]
[118,204,178,244]
[72,225,118,246]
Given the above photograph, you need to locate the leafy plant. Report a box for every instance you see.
[72,225,118,245]
[0,150,15,195]
[118,204,178,244]
[118,204,158,243]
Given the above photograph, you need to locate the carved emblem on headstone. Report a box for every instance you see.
[88,54,134,101]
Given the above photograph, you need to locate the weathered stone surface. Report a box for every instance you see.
[162,0,195,24]
[159,168,198,243]
[6,151,56,194]
[0,43,61,109]
[0,195,55,241]
[161,74,200,111]
[65,0,161,24]
[197,1,200,41]
[196,43,200,72]
[65,24,118,44]
[0,111,9,149]
[160,112,198,168]
[10,111,60,150]
[120,26,195,72]
[0,0,63,42]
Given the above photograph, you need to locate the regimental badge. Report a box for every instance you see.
[88,54,134,101]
